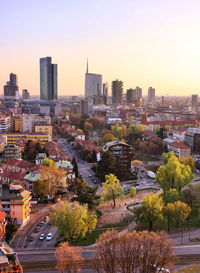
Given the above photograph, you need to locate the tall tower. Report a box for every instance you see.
[148,87,155,105]
[84,60,102,98]
[40,57,58,101]
[112,80,123,104]
[4,73,19,107]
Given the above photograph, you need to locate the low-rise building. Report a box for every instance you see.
[3,145,22,159]
[168,141,191,158]
[35,124,52,137]
[185,128,200,150]
[2,132,51,144]
[0,116,11,133]
[173,128,186,142]
[0,184,31,226]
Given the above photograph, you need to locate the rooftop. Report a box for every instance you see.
[169,141,190,150]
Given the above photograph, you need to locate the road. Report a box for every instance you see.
[58,138,100,186]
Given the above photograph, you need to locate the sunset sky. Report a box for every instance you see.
[1,0,200,96]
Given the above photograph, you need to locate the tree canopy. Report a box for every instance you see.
[101,174,124,207]
[96,151,116,181]
[50,201,97,244]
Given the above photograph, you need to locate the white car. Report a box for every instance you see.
[39,233,45,240]
[46,233,52,241]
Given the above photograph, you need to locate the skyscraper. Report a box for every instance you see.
[112,80,123,104]
[4,73,19,98]
[148,87,155,105]
[84,61,102,97]
[191,94,198,106]
[22,89,30,100]
[40,57,58,101]
[103,82,109,97]
[126,88,134,103]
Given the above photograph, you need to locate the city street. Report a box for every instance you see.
[58,138,100,186]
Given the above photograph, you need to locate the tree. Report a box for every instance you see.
[69,113,81,127]
[102,133,115,145]
[130,186,136,197]
[94,230,175,273]
[134,193,164,231]
[132,160,142,175]
[162,151,174,164]
[39,163,66,199]
[156,126,167,139]
[101,174,124,207]
[72,157,79,178]
[41,158,54,167]
[112,124,122,139]
[96,151,116,181]
[173,201,191,230]
[55,242,84,273]
[91,150,97,162]
[163,188,180,204]
[156,153,194,196]
[163,203,175,232]
[71,178,100,214]
[180,156,195,172]
[33,179,49,199]
[50,201,97,244]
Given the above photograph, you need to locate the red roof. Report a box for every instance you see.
[169,141,190,150]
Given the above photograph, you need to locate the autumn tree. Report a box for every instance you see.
[39,163,66,199]
[94,230,175,273]
[163,203,176,232]
[132,160,142,175]
[69,113,81,127]
[180,156,195,172]
[112,124,122,139]
[156,153,194,196]
[55,242,84,273]
[50,201,97,244]
[96,151,116,181]
[102,133,115,145]
[173,201,191,230]
[33,179,49,199]
[130,186,136,197]
[134,193,164,230]
[41,158,54,167]
[101,174,124,207]
[72,157,79,178]
[163,188,180,204]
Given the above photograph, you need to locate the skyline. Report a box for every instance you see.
[1,0,200,96]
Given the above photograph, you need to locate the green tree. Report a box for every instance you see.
[156,153,194,196]
[101,174,124,207]
[173,201,191,230]
[134,193,164,231]
[96,151,116,181]
[112,124,122,139]
[180,156,195,172]
[41,158,54,167]
[130,186,136,197]
[50,201,97,244]
[163,188,180,204]
[162,151,174,164]
[102,133,116,145]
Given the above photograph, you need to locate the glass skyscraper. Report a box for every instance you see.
[40,57,57,101]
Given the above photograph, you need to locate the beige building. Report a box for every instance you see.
[168,141,191,158]
[0,184,31,226]
[35,125,52,137]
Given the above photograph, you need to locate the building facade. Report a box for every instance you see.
[112,80,123,104]
[103,140,133,175]
[3,132,51,144]
[148,87,155,105]
[40,57,58,101]
[0,116,11,133]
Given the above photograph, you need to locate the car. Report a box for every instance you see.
[89,175,92,178]
[43,216,47,222]
[28,236,34,242]
[35,226,40,233]
[39,233,45,240]
[46,233,52,241]
[39,221,45,227]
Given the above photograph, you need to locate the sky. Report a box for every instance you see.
[1,0,200,96]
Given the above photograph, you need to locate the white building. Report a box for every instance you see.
[0,116,11,133]
[172,129,186,142]
[22,115,34,133]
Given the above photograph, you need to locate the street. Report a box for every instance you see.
[58,138,100,186]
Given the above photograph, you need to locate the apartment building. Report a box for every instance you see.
[2,132,51,144]
[0,116,11,133]
[0,184,31,226]
[168,141,191,158]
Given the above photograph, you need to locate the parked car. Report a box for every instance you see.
[39,234,45,240]
[28,236,34,242]
[46,233,52,241]
[39,221,45,227]
[35,226,40,233]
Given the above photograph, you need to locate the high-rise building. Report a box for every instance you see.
[81,100,89,115]
[148,87,155,104]
[126,89,134,103]
[136,86,142,99]
[22,89,30,100]
[40,57,58,101]
[4,73,19,99]
[103,82,109,97]
[112,80,123,104]
[191,94,198,106]
[84,61,102,98]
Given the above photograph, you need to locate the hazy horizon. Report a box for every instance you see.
[1,0,200,96]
